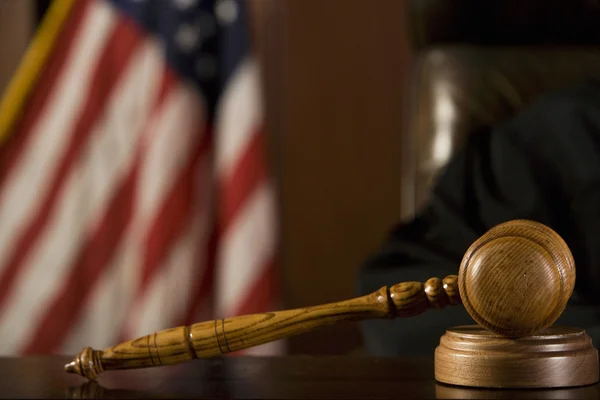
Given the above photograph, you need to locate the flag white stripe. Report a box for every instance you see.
[119,83,205,338]
[0,38,163,354]
[214,57,262,178]
[59,39,169,354]
[0,1,116,272]
[215,182,276,318]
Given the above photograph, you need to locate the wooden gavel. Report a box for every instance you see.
[65,219,576,380]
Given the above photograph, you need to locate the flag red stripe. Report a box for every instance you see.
[180,127,272,327]
[0,19,142,317]
[0,0,89,186]
[20,69,175,355]
[219,257,277,356]
[218,128,267,233]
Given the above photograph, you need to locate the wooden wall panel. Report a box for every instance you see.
[0,0,34,96]
[252,0,413,354]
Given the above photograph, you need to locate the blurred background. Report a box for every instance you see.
[0,0,409,356]
[1,0,600,357]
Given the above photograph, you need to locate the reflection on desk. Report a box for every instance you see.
[0,355,598,399]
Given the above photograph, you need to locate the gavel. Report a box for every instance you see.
[65,219,581,383]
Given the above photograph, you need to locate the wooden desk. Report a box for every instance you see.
[1,355,599,399]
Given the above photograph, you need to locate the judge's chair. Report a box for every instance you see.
[401,0,600,220]
[361,0,600,357]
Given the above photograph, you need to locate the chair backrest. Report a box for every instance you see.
[400,0,600,219]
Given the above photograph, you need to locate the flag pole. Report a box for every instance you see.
[0,0,76,143]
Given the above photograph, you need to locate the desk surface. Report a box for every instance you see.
[1,355,600,399]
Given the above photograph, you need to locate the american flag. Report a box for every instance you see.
[0,0,281,356]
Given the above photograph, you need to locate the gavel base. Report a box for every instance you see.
[434,325,599,389]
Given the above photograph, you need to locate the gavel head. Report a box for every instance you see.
[458,219,575,338]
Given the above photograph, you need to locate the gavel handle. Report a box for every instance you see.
[66,275,460,380]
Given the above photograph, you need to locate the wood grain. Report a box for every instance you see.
[459,219,576,337]
[435,325,599,388]
[66,276,460,379]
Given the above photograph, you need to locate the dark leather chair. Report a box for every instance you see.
[400,0,600,220]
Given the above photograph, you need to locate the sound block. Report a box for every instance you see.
[434,325,599,389]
